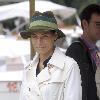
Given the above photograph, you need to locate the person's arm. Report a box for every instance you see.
[63,62,82,100]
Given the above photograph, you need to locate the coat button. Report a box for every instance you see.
[29,87,31,91]
[37,94,40,96]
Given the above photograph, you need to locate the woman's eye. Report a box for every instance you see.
[43,35,49,37]
[31,35,37,38]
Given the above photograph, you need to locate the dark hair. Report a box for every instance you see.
[80,4,100,23]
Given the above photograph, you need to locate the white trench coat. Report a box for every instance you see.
[19,47,82,100]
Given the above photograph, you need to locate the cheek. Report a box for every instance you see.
[45,38,55,44]
[96,28,100,33]
[47,40,55,47]
[31,40,38,50]
[88,25,95,33]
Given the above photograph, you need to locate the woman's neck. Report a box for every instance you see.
[38,48,54,71]
[39,48,54,63]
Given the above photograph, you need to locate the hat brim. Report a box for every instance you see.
[20,26,65,39]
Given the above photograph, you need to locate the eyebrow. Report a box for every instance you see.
[31,32,51,36]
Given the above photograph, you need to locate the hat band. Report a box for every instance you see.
[29,20,58,29]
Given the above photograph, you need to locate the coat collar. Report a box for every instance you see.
[48,47,66,70]
[37,47,66,84]
[32,47,66,70]
[26,47,66,84]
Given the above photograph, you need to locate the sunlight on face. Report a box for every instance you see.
[31,31,57,55]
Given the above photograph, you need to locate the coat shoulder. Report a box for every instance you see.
[65,55,79,69]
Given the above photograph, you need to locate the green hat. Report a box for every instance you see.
[20,11,65,39]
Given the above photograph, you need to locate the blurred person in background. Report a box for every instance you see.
[19,11,82,100]
[66,4,100,100]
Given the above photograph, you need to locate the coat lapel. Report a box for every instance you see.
[37,47,67,84]
[37,67,51,84]
[25,53,39,81]
[26,47,68,85]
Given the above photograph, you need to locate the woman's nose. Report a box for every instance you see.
[37,37,44,43]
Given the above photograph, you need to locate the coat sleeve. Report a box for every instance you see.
[19,81,24,100]
[63,61,82,100]
[19,67,29,100]
[19,69,26,100]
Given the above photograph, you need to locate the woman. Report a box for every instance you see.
[19,11,82,100]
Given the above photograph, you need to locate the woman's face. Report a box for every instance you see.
[31,31,57,55]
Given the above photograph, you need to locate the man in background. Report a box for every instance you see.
[66,4,100,100]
